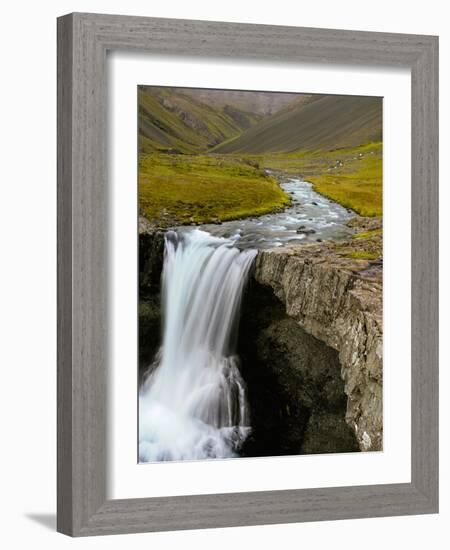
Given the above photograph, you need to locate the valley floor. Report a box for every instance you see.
[139,142,382,227]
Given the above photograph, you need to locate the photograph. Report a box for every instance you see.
[137,86,383,462]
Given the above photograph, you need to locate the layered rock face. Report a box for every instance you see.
[239,283,359,456]
[253,240,383,451]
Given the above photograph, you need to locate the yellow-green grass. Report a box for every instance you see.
[332,221,382,261]
[238,142,379,171]
[345,250,380,260]
[353,228,383,239]
[308,153,382,217]
[139,154,290,226]
[240,142,382,217]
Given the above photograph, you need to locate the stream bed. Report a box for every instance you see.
[181,177,355,249]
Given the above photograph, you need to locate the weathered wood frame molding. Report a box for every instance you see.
[57,13,438,536]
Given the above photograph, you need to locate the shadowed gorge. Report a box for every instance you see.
[239,281,359,456]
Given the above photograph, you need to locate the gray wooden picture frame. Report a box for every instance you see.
[57,12,439,537]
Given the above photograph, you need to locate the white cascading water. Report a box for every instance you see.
[139,229,257,462]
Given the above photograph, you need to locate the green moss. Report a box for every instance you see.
[139,153,290,226]
[353,228,383,239]
[345,251,380,260]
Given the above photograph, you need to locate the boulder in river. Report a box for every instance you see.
[296,226,316,235]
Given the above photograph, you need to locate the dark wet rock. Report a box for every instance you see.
[138,222,164,374]
[139,226,165,295]
[302,411,359,454]
[139,296,161,374]
[297,226,316,234]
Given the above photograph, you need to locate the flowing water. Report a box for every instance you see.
[139,230,256,462]
[192,177,354,249]
[139,177,354,462]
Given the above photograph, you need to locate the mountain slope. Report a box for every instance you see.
[213,95,382,154]
[179,89,301,116]
[138,87,262,155]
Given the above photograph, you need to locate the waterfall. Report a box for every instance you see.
[139,229,257,462]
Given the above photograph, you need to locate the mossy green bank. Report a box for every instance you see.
[239,142,382,217]
[139,153,291,226]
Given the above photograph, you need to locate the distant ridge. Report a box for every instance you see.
[213,95,382,154]
[179,88,301,116]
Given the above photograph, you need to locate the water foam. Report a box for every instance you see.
[139,230,256,462]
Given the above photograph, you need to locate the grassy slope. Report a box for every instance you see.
[139,154,290,226]
[213,95,382,154]
[309,152,382,217]
[237,142,383,217]
[138,87,261,155]
[139,91,203,154]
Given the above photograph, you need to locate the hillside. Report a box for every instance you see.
[138,86,262,155]
[213,94,382,154]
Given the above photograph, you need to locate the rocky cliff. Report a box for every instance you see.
[253,233,383,452]
[239,282,359,456]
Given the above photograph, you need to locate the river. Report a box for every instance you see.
[186,177,354,249]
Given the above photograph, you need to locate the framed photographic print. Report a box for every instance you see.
[57,13,438,536]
